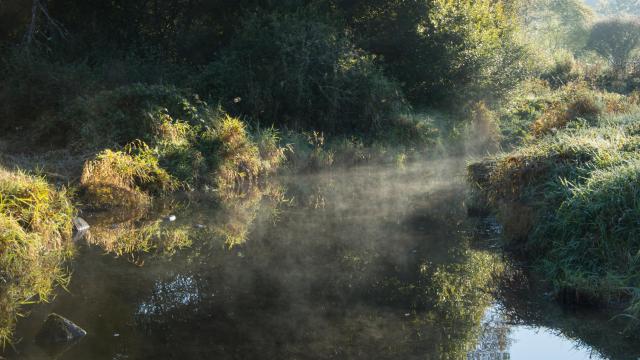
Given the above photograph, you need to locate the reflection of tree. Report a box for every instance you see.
[84,205,192,265]
[468,308,512,359]
[497,269,640,360]
[8,163,522,359]
[83,182,287,261]
[124,164,507,359]
[211,183,287,248]
[132,236,506,359]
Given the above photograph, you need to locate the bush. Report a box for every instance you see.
[541,52,582,88]
[191,11,407,135]
[0,50,95,144]
[66,84,211,149]
[78,95,287,205]
[587,17,640,74]
[532,83,606,136]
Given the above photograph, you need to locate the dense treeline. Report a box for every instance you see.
[0,0,528,140]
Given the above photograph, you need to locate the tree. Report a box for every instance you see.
[587,17,640,72]
[335,0,528,105]
[518,0,594,52]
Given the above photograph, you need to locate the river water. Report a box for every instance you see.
[3,161,639,359]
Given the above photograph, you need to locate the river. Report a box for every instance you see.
[3,160,638,359]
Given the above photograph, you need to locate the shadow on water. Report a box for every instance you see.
[2,160,640,359]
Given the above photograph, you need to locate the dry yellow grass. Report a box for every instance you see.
[0,167,74,346]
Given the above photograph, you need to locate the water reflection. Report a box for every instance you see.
[2,161,639,359]
[469,305,607,360]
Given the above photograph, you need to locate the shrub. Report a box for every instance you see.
[541,52,582,88]
[0,49,95,144]
[215,116,263,190]
[79,102,287,204]
[67,84,210,149]
[191,10,407,135]
[254,127,289,174]
[532,83,604,136]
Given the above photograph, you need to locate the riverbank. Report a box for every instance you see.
[468,82,640,324]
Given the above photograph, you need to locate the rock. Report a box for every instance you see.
[72,217,90,242]
[72,217,90,232]
[36,313,87,345]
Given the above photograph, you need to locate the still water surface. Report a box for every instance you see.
[5,161,638,359]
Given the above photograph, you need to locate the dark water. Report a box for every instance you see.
[4,161,640,359]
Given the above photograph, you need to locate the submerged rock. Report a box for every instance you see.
[36,313,87,345]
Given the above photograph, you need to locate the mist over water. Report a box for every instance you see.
[3,160,634,359]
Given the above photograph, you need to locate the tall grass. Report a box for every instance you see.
[0,167,74,346]
[469,100,640,324]
[81,141,178,210]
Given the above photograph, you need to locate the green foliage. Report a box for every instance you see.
[0,0,536,144]
[343,0,528,105]
[68,84,211,149]
[587,18,640,72]
[424,0,529,102]
[519,0,594,52]
[469,104,640,324]
[74,85,288,206]
[192,10,406,134]
[540,51,582,88]
[0,49,95,140]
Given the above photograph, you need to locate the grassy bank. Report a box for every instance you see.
[0,168,74,346]
[469,81,640,323]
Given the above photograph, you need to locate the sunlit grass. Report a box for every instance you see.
[0,167,74,346]
[81,140,178,210]
[469,95,640,325]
